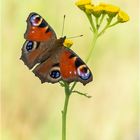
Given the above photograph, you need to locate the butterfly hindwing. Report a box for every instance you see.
[60,47,93,85]
[32,48,63,83]
[24,12,57,41]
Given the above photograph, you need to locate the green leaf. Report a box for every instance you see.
[72,90,92,98]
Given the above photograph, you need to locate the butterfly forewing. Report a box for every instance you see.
[24,12,57,41]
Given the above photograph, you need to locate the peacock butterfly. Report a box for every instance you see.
[20,12,93,85]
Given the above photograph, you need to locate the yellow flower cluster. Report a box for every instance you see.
[75,0,91,10]
[118,10,130,22]
[100,3,120,17]
[75,0,129,23]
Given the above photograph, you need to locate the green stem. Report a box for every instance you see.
[70,81,77,92]
[98,14,105,29]
[95,17,99,29]
[86,32,98,62]
[98,17,113,37]
[62,82,71,140]
[86,13,96,32]
[109,21,119,28]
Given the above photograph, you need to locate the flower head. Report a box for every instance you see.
[92,5,104,17]
[105,4,120,17]
[118,10,129,22]
[100,3,120,17]
[99,3,108,10]
[75,0,91,10]
[63,39,73,48]
[85,4,94,14]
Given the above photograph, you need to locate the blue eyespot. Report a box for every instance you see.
[24,41,37,52]
[77,65,91,80]
[26,41,34,51]
[50,70,61,79]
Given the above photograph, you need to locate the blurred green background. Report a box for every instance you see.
[1,0,139,140]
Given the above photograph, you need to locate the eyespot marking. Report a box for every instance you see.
[48,67,61,81]
[24,41,37,52]
[50,70,60,79]
[77,65,91,80]
[30,14,43,26]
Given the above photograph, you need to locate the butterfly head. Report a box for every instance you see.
[55,36,66,47]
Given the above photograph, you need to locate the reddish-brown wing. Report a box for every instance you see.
[24,12,57,41]
[21,12,57,69]
[33,46,93,85]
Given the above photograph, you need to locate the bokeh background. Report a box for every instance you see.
[1,0,139,140]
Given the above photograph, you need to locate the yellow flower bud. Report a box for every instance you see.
[75,0,91,10]
[118,10,130,23]
[63,39,73,48]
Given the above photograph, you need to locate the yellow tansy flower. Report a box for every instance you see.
[92,5,104,17]
[99,3,120,17]
[85,4,94,14]
[118,10,129,22]
[105,4,120,17]
[99,3,108,8]
[63,39,73,48]
[75,0,91,10]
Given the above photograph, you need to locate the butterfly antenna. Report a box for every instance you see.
[61,15,66,37]
[67,35,83,39]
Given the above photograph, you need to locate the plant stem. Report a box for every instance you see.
[98,14,105,29]
[86,13,96,32]
[98,17,113,37]
[86,32,98,63]
[62,82,71,140]
[95,17,99,29]
[70,81,77,92]
[109,21,119,28]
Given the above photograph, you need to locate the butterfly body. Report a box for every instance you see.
[21,12,93,85]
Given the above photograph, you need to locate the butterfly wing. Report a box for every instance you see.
[20,40,55,69]
[33,46,93,85]
[21,12,92,85]
[59,47,93,85]
[21,12,57,69]
[24,12,57,41]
